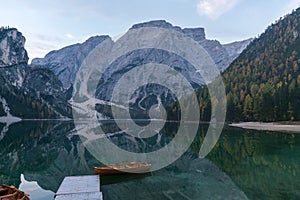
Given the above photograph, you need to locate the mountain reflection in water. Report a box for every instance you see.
[0,121,299,199]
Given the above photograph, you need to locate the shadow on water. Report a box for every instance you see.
[0,120,300,199]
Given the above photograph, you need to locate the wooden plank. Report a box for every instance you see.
[55,175,102,200]
[56,175,100,195]
[55,192,103,200]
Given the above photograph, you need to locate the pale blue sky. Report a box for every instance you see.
[0,0,299,60]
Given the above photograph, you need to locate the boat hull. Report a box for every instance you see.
[0,185,30,200]
[94,162,151,176]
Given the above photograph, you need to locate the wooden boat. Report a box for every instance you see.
[94,162,151,176]
[0,184,30,200]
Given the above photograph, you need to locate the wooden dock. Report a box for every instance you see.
[55,175,103,200]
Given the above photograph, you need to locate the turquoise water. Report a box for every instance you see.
[0,121,299,199]
[208,127,300,200]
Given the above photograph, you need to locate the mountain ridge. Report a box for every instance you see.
[31,35,110,89]
[31,20,251,91]
[0,20,252,120]
[223,7,300,122]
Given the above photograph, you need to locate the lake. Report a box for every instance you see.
[0,121,299,200]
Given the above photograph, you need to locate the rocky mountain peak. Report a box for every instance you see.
[0,27,28,67]
[31,20,252,98]
[31,35,112,89]
[223,38,253,59]
[182,28,206,42]
[130,20,206,41]
[130,20,177,30]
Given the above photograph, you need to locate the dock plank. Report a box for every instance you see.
[55,175,102,200]
[55,192,103,200]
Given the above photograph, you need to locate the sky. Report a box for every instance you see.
[0,0,299,61]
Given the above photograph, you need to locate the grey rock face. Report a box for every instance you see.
[130,20,206,42]
[31,35,111,89]
[0,27,28,67]
[30,20,251,118]
[23,67,64,98]
[200,39,230,72]
[0,64,27,88]
[182,28,206,42]
[93,21,251,116]
[131,20,180,30]
[0,27,73,119]
[95,48,204,106]
[23,67,72,117]
[0,28,29,88]
[130,20,250,72]
[223,38,253,62]
[33,20,250,92]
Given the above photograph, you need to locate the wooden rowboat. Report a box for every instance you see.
[0,184,30,200]
[94,162,151,176]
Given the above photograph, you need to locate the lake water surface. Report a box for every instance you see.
[0,121,299,200]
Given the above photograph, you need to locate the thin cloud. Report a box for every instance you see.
[197,0,240,20]
[26,40,60,61]
[65,33,74,39]
[25,33,77,61]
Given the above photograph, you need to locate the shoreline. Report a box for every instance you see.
[229,122,300,133]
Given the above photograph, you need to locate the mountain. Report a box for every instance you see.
[223,38,253,69]
[23,67,72,117]
[167,8,300,123]
[94,21,252,119]
[0,20,251,120]
[223,8,300,122]
[31,20,250,119]
[31,20,251,91]
[0,27,29,88]
[0,27,28,68]
[31,36,111,89]
[130,20,251,72]
[0,27,69,119]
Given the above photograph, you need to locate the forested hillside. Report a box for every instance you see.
[224,8,300,122]
[168,8,300,122]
